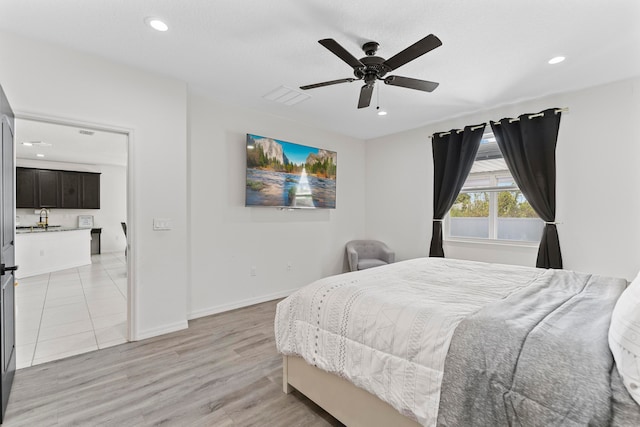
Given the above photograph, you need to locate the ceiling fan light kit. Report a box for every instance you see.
[300,34,442,109]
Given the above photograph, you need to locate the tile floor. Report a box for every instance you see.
[14,252,128,369]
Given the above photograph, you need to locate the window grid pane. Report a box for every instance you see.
[445,130,542,243]
[449,192,489,239]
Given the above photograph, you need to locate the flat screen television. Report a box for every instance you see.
[245,134,337,209]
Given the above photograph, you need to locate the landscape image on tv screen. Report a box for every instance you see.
[245,134,337,208]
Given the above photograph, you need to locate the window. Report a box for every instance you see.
[446,130,544,243]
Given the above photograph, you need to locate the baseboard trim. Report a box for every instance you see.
[99,249,126,255]
[188,288,298,320]
[134,320,189,341]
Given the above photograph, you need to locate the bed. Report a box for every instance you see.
[275,257,640,426]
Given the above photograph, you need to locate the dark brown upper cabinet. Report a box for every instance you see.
[81,173,100,209]
[16,168,37,208]
[36,169,59,208]
[60,171,81,208]
[16,167,100,209]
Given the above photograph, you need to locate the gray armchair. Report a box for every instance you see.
[346,240,395,272]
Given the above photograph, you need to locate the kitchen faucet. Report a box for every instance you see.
[38,208,49,228]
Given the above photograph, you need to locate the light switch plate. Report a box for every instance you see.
[153,218,172,231]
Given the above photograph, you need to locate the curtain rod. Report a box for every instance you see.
[493,107,568,125]
[429,107,569,138]
[433,124,485,138]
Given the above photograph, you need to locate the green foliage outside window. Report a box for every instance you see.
[450,191,537,218]
[497,191,537,218]
[450,192,489,217]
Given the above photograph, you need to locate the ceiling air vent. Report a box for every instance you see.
[262,86,310,106]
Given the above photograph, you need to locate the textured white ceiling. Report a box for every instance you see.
[1,0,639,140]
[15,119,127,166]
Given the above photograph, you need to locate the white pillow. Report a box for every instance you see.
[609,270,640,405]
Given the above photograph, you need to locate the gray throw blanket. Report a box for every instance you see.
[437,269,640,426]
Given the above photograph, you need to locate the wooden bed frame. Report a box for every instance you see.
[282,355,421,427]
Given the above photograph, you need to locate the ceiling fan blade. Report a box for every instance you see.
[358,84,374,109]
[382,34,442,71]
[300,78,356,90]
[319,39,365,70]
[384,75,439,92]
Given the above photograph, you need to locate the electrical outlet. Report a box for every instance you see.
[287,262,292,271]
[40,250,45,256]
[250,266,257,276]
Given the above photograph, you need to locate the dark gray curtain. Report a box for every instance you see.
[429,124,486,257]
[490,108,562,269]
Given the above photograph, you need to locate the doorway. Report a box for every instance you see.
[12,117,130,367]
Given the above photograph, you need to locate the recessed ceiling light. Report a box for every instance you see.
[377,110,387,116]
[36,153,45,158]
[22,141,52,147]
[145,17,169,32]
[548,56,565,65]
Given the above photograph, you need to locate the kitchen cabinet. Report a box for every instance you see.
[16,168,60,208]
[36,170,59,208]
[81,173,100,209]
[16,168,36,208]
[61,171,80,208]
[16,167,100,209]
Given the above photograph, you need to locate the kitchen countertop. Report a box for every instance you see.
[16,226,91,234]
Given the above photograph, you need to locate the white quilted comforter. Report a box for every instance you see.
[274,257,546,426]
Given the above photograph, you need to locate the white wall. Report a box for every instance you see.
[366,77,640,281]
[95,164,127,253]
[16,159,127,254]
[0,31,189,339]
[188,93,366,318]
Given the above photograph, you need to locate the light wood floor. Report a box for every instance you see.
[3,299,344,426]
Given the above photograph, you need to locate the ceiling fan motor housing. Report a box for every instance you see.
[354,55,390,81]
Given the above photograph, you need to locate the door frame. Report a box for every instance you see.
[13,111,137,341]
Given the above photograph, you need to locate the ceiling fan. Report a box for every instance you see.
[300,34,442,109]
